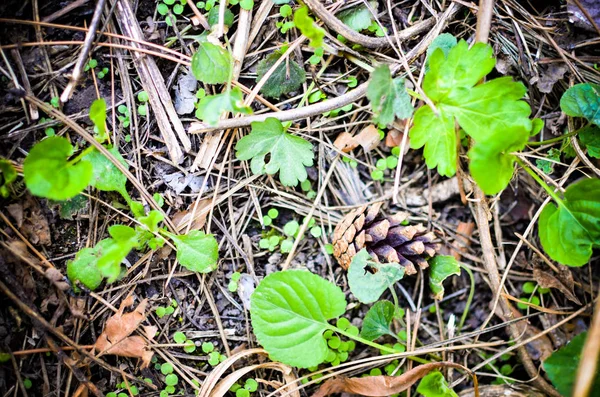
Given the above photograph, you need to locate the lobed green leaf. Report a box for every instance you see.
[367,65,413,127]
[195,87,252,126]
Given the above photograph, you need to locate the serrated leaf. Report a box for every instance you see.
[426,33,457,63]
[90,98,107,142]
[428,255,460,300]
[543,332,600,396]
[337,2,376,32]
[348,249,405,304]
[250,270,347,368]
[169,230,219,273]
[83,146,128,197]
[410,40,533,194]
[67,246,105,290]
[256,52,306,99]
[367,65,413,127]
[539,178,600,267]
[294,6,324,48]
[195,87,252,126]
[579,125,600,159]
[235,117,314,186]
[23,136,93,200]
[416,371,458,397]
[191,41,233,84]
[97,225,139,282]
[560,83,600,126]
[360,300,395,341]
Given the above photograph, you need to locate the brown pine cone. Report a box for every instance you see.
[332,203,439,275]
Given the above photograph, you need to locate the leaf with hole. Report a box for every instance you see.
[367,65,413,127]
[168,230,219,273]
[560,83,600,126]
[195,87,252,126]
[235,118,314,187]
[191,41,233,84]
[428,255,460,300]
[539,178,600,267]
[23,136,93,200]
[256,51,306,99]
[250,270,347,368]
[348,249,405,304]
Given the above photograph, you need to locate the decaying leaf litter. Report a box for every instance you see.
[0,0,599,396]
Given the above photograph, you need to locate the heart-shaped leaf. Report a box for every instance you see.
[428,255,460,300]
[169,230,219,273]
[360,300,397,341]
[250,270,347,368]
[560,83,600,126]
[348,249,405,304]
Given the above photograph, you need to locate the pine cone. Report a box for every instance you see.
[332,203,439,275]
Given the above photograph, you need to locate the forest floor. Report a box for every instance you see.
[0,0,599,396]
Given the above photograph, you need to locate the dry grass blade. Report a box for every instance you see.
[210,362,297,397]
[312,362,478,397]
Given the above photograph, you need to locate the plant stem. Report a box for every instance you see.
[328,325,429,364]
[527,129,580,146]
[458,263,474,332]
[515,157,563,204]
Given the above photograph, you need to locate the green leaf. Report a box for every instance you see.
[428,255,460,300]
[536,148,561,175]
[169,230,219,273]
[191,41,233,84]
[256,52,306,99]
[360,300,395,341]
[579,125,600,159]
[337,2,376,32]
[560,83,600,126]
[195,87,252,126]
[539,178,600,267]
[173,331,187,344]
[239,0,253,10]
[138,210,164,233]
[90,98,107,142]
[82,147,128,197]
[56,194,88,220]
[417,371,458,397]
[0,159,17,198]
[250,270,347,368]
[207,6,234,26]
[544,332,600,396]
[23,136,93,200]
[293,6,324,48]
[235,118,314,187]
[97,225,139,282]
[426,33,457,64]
[67,246,105,290]
[410,40,532,194]
[367,65,413,127]
[348,249,405,304]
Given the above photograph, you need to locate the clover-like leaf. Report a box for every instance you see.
[348,249,405,304]
[256,51,306,99]
[250,270,347,368]
[367,65,414,127]
[410,40,533,194]
[560,83,600,126]
[337,1,376,32]
[543,332,600,396]
[539,178,600,267]
[169,230,219,273]
[23,136,92,200]
[83,146,129,197]
[417,371,458,397]
[235,117,314,187]
[90,98,107,142]
[428,255,460,300]
[195,87,253,126]
[360,300,396,341]
[294,6,324,48]
[191,41,233,84]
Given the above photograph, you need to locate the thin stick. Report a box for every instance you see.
[573,287,600,397]
[61,0,107,102]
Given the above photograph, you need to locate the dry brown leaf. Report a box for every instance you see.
[533,262,581,305]
[354,124,381,152]
[333,132,359,153]
[94,295,156,368]
[384,120,408,147]
[313,362,475,397]
[7,196,51,245]
[172,198,212,232]
[459,384,545,397]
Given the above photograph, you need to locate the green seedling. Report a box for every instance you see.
[117,105,130,128]
[276,4,295,33]
[84,58,98,71]
[137,91,150,116]
[173,331,196,353]
[262,207,279,226]
[157,0,186,26]
[230,378,259,396]
[156,299,177,318]
[97,67,109,79]
[228,271,242,292]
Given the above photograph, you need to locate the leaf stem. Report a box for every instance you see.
[527,129,581,146]
[515,157,563,204]
[457,263,474,332]
[327,325,429,364]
